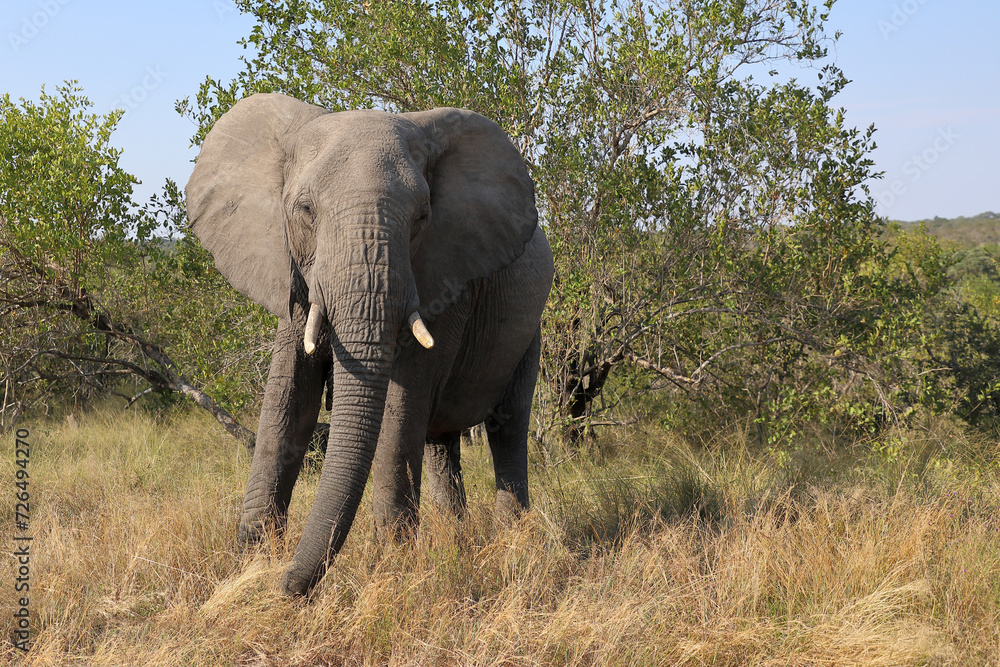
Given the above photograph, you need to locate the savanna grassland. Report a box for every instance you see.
[6,3,1000,665]
[2,407,999,666]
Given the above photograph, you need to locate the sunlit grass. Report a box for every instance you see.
[2,407,998,665]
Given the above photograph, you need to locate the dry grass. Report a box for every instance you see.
[2,409,999,665]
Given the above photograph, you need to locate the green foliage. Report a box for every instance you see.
[886,222,1000,427]
[0,83,150,286]
[895,211,1000,249]
[8,6,990,448]
[0,84,272,426]
[179,0,943,448]
[1,83,148,417]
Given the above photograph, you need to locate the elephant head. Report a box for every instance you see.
[185,94,538,595]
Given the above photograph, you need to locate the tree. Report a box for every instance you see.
[182,0,916,445]
[889,224,1000,427]
[0,83,261,442]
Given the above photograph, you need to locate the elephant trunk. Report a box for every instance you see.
[281,212,408,596]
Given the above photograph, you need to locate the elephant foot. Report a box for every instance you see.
[428,489,467,520]
[237,513,286,553]
[495,486,528,519]
[237,524,262,552]
[373,508,420,545]
[280,557,327,598]
[424,436,468,519]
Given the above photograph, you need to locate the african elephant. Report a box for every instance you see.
[185,93,553,596]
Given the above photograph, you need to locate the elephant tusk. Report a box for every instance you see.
[408,311,434,349]
[303,303,323,355]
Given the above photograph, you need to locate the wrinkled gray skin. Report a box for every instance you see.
[185,94,553,596]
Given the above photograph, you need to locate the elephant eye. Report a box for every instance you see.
[296,199,315,225]
[412,203,430,238]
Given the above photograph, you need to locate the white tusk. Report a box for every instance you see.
[408,311,434,349]
[303,303,322,355]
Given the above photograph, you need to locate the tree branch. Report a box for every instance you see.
[8,268,257,448]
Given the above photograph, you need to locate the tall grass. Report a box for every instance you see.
[2,408,998,665]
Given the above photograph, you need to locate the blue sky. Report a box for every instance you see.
[2,0,997,222]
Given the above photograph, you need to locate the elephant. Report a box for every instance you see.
[185,93,553,596]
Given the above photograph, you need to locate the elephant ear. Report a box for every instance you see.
[185,93,329,317]
[402,108,538,298]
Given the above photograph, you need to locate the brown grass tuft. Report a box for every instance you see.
[2,409,998,665]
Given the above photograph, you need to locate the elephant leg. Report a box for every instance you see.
[238,315,327,550]
[486,329,541,515]
[370,381,429,540]
[424,431,467,518]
